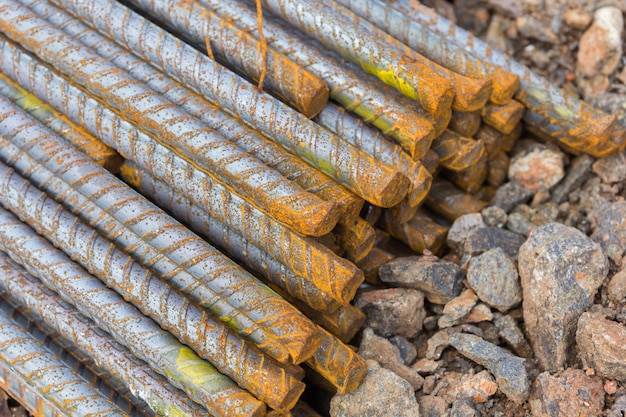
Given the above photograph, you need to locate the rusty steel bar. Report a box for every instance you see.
[431,130,486,172]
[315,103,432,207]
[184,0,436,160]
[445,151,489,194]
[304,327,367,395]
[0,39,363,309]
[0,253,207,417]
[234,0,455,118]
[352,0,520,104]
[420,149,440,175]
[388,0,618,148]
[119,161,344,313]
[382,209,449,255]
[387,199,420,225]
[0,163,300,413]
[474,123,521,157]
[290,299,365,345]
[52,0,409,208]
[124,0,328,117]
[481,100,525,135]
[291,402,322,417]
[522,109,622,157]
[0,74,122,173]
[0,306,128,417]
[333,217,375,264]
[0,97,321,367]
[317,0,493,112]
[425,179,489,222]
[19,0,361,226]
[0,208,264,417]
[0,0,339,237]
[449,110,482,138]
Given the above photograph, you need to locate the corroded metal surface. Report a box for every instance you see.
[487,151,510,188]
[119,161,345,314]
[322,0,493,112]
[19,0,359,226]
[0,162,301,412]
[389,0,617,148]
[304,327,367,395]
[53,0,410,207]
[245,0,454,117]
[431,130,486,172]
[0,74,121,172]
[195,0,436,159]
[0,0,338,237]
[445,151,489,194]
[481,100,525,135]
[475,123,521,156]
[449,110,482,138]
[0,253,207,417]
[125,0,329,117]
[333,217,376,264]
[316,103,433,207]
[425,179,489,222]
[0,96,321,367]
[381,209,448,254]
[0,38,363,309]
[0,305,128,417]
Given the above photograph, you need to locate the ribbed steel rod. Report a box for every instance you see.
[311,0,493,113]
[449,110,482,138]
[0,37,363,309]
[124,0,328,117]
[119,161,345,314]
[0,96,320,367]
[52,0,410,208]
[20,0,360,225]
[0,74,122,172]
[0,164,294,413]
[425,179,489,222]
[199,0,437,159]
[0,253,207,417]
[0,0,339,237]
[481,100,525,134]
[0,306,128,417]
[250,0,456,118]
[387,0,618,150]
[315,103,432,208]
[430,130,486,172]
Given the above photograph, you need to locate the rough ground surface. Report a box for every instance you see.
[328,1,626,415]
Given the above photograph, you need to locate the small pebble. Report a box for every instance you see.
[418,395,449,417]
[447,213,486,254]
[592,151,626,184]
[442,289,478,320]
[608,269,626,302]
[450,398,479,417]
[605,380,618,395]
[590,199,626,264]
[412,358,440,374]
[577,312,626,381]
[508,145,565,192]
[494,314,533,358]
[389,335,418,366]
[481,206,508,228]
[436,370,498,404]
[505,212,535,236]
[463,227,526,260]
[467,248,522,312]
[490,181,535,213]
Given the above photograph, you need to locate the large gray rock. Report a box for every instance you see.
[577,312,626,381]
[529,369,604,417]
[449,333,529,404]
[519,223,608,371]
[330,360,420,417]
[355,288,426,338]
[467,248,522,312]
[379,255,464,304]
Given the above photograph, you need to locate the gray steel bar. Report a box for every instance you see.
[50,0,410,207]
[0,0,338,237]
[0,161,301,412]
[0,252,208,417]
[0,36,362,312]
[0,298,128,417]
[0,95,320,367]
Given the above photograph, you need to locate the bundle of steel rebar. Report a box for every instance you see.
[0,0,621,415]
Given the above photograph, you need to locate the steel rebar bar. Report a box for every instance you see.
[430,130,486,172]
[425,179,489,222]
[0,253,207,417]
[481,100,525,135]
[449,110,482,138]
[52,0,410,207]
[0,37,364,309]
[388,0,619,151]
[0,0,339,237]
[124,0,329,117]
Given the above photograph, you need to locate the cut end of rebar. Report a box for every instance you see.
[271,377,306,412]
[363,170,411,208]
[286,325,324,365]
[489,69,520,105]
[406,164,433,207]
[451,77,494,112]
[299,82,331,119]
[335,261,365,305]
[335,354,368,396]
[284,199,340,237]
[483,100,526,135]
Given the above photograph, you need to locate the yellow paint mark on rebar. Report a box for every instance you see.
[362,62,418,101]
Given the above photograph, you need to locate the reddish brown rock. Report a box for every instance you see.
[508,146,565,192]
[355,288,426,338]
[576,312,626,381]
[435,370,498,404]
[529,368,604,417]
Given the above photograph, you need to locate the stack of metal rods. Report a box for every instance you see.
[0,0,621,415]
